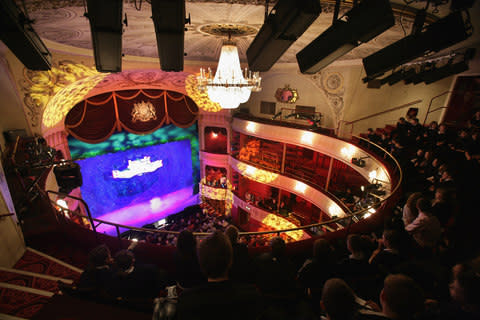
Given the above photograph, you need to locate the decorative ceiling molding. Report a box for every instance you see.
[22,1,419,64]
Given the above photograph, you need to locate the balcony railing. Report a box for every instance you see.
[45,133,401,242]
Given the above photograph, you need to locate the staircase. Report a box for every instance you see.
[0,247,83,319]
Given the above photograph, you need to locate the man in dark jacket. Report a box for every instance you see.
[176,231,261,320]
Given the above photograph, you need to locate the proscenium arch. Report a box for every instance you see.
[41,69,201,137]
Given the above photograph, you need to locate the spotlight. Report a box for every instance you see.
[352,156,369,167]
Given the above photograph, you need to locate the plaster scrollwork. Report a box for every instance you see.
[19,60,100,129]
[310,71,345,127]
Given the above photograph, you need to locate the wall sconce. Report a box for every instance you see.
[246,122,257,133]
[341,146,355,159]
[294,181,307,194]
[301,132,314,145]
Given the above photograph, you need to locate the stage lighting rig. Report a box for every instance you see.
[351,156,370,167]
[363,10,473,80]
[297,0,394,74]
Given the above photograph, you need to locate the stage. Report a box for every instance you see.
[68,125,200,235]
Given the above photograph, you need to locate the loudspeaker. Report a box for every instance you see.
[297,0,394,74]
[0,0,52,70]
[54,162,82,193]
[151,0,185,71]
[247,0,321,72]
[86,0,123,72]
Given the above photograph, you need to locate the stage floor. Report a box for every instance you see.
[93,186,199,235]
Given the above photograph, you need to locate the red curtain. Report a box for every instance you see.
[65,89,198,143]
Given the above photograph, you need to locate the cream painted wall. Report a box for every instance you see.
[0,157,25,267]
[238,60,466,136]
[0,45,27,267]
[342,63,453,135]
[243,66,336,129]
[0,45,32,150]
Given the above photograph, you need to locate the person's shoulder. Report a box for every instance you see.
[357,309,391,320]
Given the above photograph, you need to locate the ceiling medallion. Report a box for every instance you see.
[131,101,157,122]
[198,24,258,37]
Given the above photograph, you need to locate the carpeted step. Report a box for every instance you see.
[0,284,52,319]
[0,267,73,293]
[13,248,83,282]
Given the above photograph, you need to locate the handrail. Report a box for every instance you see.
[345,100,422,125]
[351,135,403,197]
[423,91,451,125]
[0,213,15,218]
[44,136,402,241]
[46,190,97,233]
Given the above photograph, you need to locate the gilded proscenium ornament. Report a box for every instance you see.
[19,60,104,128]
[185,74,222,112]
[42,73,108,129]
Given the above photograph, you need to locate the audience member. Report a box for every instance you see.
[337,234,381,301]
[109,249,164,300]
[176,231,261,320]
[443,259,480,320]
[369,230,405,276]
[255,236,297,297]
[224,225,252,283]
[405,198,441,252]
[379,274,424,320]
[174,230,206,288]
[77,244,113,294]
[321,278,357,320]
[298,239,337,314]
[402,192,422,226]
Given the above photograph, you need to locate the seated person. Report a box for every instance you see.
[255,237,297,297]
[224,225,252,283]
[109,249,164,300]
[176,231,261,320]
[367,128,380,144]
[380,274,424,320]
[77,244,113,295]
[321,278,387,320]
[405,198,441,251]
[298,239,336,308]
[369,230,405,276]
[337,234,381,301]
[174,230,206,289]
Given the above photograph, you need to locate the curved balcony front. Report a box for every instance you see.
[230,157,348,219]
[232,117,392,196]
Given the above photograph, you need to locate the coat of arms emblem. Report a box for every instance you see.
[131,101,157,122]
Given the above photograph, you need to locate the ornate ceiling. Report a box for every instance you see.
[19,0,478,65]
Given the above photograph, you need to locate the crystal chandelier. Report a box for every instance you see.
[197,40,261,109]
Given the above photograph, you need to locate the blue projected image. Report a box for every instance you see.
[76,139,194,218]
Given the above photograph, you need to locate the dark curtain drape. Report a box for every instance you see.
[65,89,198,143]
